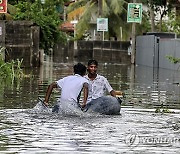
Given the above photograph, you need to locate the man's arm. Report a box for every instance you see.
[110,90,116,97]
[44,82,57,106]
[82,82,88,108]
[110,90,125,97]
[103,77,116,97]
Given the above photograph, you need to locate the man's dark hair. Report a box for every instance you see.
[73,63,86,76]
[88,59,98,66]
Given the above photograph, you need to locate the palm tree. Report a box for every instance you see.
[67,0,130,40]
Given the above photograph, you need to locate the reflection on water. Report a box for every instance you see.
[1,55,180,109]
[1,55,180,153]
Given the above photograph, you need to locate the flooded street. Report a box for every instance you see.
[1,55,180,153]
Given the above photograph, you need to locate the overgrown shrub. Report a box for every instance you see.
[13,0,67,54]
[0,47,24,80]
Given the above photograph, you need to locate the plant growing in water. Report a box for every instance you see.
[0,47,24,81]
[155,103,175,113]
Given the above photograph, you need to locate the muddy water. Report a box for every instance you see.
[0,55,180,153]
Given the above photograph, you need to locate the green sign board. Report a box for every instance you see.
[127,3,142,23]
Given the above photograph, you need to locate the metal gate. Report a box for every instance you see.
[136,35,180,70]
[136,35,159,67]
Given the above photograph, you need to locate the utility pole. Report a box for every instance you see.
[98,0,103,40]
[98,0,102,17]
[131,22,136,64]
[131,0,136,64]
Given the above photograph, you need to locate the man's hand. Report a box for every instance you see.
[44,101,48,107]
[81,104,86,109]
[115,91,124,96]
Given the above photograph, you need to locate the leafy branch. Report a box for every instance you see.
[166,55,180,64]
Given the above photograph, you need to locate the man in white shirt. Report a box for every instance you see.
[84,59,116,104]
[43,63,88,114]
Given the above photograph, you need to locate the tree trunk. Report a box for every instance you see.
[150,7,155,32]
[159,16,162,32]
[149,0,155,32]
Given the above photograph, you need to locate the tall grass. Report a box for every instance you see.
[0,47,24,81]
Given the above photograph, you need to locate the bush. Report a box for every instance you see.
[13,1,67,54]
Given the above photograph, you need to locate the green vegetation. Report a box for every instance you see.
[166,55,180,64]
[11,0,67,53]
[155,107,175,113]
[5,0,179,43]
[167,13,180,35]
[0,47,24,81]
[67,0,180,40]
[155,103,175,113]
[166,55,180,71]
[67,0,130,40]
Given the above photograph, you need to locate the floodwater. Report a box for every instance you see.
[1,55,180,153]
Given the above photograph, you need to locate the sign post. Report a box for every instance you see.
[127,3,142,23]
[97,18,108,41]
[127,3,142,64]
[0,0,7,13]
[71,20,78,50]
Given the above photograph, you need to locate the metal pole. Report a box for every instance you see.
[94,30,96,40]
[131,0,136,64]
[74,23,77,50]
[103,31,104,41]
[98,0,103,40]
[131,23,136,64]
[120,27,122,41]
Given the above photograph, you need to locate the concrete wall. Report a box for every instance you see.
[92,41,130,63]
[53,41,75,63]
[0,21,40,67]
[0,21,5,47]
[54,40,130,63]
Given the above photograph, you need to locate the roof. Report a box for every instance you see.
[64,0,75,6]
[60,21,74,32]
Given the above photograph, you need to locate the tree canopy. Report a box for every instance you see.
[67,0,131,40]
[7,0,67,53]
